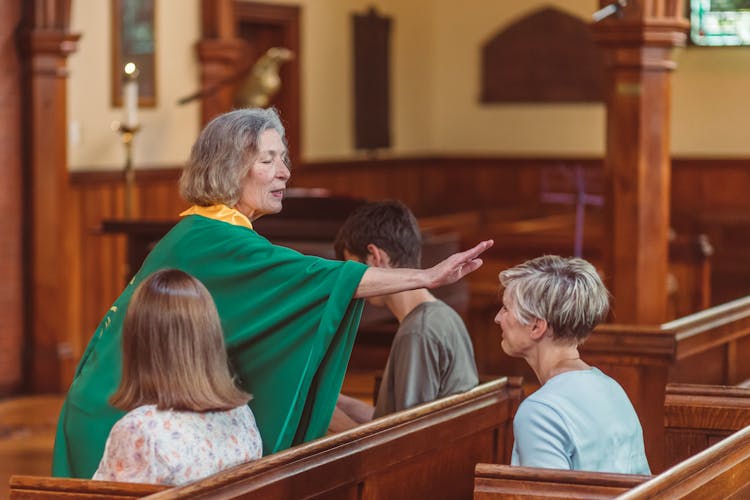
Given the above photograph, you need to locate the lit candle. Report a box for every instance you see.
[123,62,139,128]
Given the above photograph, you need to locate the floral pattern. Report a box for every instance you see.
[93,404,262,485]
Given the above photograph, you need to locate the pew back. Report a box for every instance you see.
[9,378,521,500]
[620,425,750,499]
[664,383,750,467]
[146,377,521,499]
[473,464,650,500]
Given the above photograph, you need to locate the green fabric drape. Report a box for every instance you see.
[52,215,367,478]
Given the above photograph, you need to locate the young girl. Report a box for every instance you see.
[93,269,262,485]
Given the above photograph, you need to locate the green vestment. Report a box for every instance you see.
[52,215,367,478]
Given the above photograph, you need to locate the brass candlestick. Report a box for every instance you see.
[117,124,140,218]
[117,62,140,218]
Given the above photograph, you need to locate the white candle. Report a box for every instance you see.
[123,62,139,128]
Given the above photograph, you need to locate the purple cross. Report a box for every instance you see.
[539,164,604,257]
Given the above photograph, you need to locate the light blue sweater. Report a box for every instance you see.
[511,367,651,474]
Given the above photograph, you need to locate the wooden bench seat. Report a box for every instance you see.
[10,377,521,499]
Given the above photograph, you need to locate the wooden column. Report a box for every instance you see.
[0,1,25,395]
[23,0,80,391]
[592,1,688,324]
[198,0,245,125]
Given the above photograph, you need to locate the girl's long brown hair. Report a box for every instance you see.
[110,269,250,412]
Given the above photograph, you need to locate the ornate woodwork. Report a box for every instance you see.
[22,0,80,392]
[0,2,25,395]
[198,0,301,166]
[591,0,689,324]
[481,7,605,103]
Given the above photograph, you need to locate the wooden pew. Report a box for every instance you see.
[620,424,750,499]
[472,296,750,473]
[10,377,522,499]
[473,464,650,500]
[472,426,750,499]
[664,383,750,467]
[472,384,750,499]
[0,395,65,500]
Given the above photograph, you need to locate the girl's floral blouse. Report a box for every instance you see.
[93,404,262,485]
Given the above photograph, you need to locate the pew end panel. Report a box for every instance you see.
[472,464,650,500]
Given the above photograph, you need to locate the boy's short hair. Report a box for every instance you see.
[334,200,422,268]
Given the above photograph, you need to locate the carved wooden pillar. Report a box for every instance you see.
[591,1,688,324]
[198,0,245,125]
[23,0,80,391]
[0,2,25,395]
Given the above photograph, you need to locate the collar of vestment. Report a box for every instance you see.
[179,204,254,230]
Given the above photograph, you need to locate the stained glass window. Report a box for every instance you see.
[691,0,750,46]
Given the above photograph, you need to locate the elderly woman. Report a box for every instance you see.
[496,255,650,474]
[53,108,492,478]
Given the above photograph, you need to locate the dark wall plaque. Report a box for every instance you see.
[352,7,391,150]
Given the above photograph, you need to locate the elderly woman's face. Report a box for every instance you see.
[495,291,534,358]
[236,129,291,221]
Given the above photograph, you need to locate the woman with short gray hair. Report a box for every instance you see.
[54,107,493,479]
[496,255,650,474]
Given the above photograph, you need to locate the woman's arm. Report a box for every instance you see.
[353,239,493,299]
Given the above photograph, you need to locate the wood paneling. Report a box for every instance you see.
[0,0,26,396]
[481,8,604,103]
[67,169,184,384]
[63,156,750,394]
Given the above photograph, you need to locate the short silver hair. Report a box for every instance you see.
[499,255,610,343]
[180,108,287,206]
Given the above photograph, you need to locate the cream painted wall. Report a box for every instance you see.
[66,0,750,170]
[430,0,604,156]
[260,0,434,159]
[68,0,201,170]
[672,47,750,156]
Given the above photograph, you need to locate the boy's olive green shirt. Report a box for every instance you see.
[52,211,366,478]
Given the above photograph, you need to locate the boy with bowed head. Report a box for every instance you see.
[332,200,479,426]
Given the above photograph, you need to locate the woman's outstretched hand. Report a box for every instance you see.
[353,239,494,299]
[423,239,494,289]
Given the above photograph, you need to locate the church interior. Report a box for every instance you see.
[2,0,750,497]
